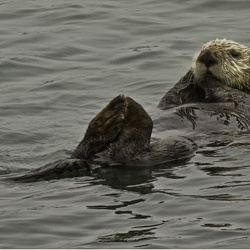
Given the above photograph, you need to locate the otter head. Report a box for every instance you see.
[192,39,250,91]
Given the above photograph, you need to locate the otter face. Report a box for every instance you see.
[192,39,250,91]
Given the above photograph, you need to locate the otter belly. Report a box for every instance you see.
[151,103,250,140]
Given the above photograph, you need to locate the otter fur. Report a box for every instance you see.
[159,39,250,109]
[11,39,250,181]
[193,39,250,92]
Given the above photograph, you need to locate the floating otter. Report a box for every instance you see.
[193,39,250,92]
[11,39,250,181]
[158,39,250,108]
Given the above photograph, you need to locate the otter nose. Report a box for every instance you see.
[198,51,218,68]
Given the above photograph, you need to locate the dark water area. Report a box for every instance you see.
[1,0,250,248]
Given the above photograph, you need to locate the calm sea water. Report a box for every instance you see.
[1,0,250,248]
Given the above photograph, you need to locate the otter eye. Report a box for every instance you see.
[230,50,241,58]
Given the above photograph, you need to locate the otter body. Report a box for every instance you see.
[159,39,250,109]
[13,39,250,181]
[157,38,250,139]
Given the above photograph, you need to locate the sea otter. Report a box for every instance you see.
[11,39,250,181]
[158,39,250,109]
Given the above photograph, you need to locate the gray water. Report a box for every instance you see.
[1,0,250,248]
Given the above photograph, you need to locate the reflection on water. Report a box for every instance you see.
[1,0,250,248]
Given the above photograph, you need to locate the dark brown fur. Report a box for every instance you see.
[12,39,250,181]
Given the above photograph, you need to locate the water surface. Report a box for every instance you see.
[1,0,250,248]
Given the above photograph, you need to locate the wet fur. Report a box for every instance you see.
[11,39,250,181]
[193,39,250,92]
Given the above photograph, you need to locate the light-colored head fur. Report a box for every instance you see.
[191,39,250,91]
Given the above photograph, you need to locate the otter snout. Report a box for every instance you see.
[198,50,218,68]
